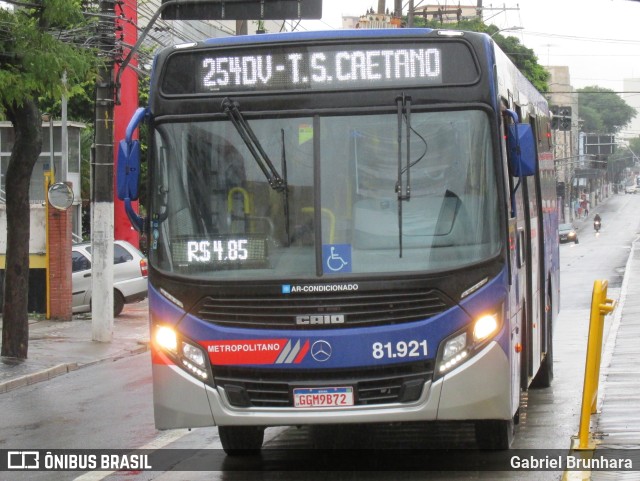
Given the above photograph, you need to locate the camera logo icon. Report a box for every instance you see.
[7,451,40,470]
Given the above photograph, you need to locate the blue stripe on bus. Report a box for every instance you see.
[148,268,511,369]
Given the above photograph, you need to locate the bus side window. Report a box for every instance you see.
[501,99,517,218]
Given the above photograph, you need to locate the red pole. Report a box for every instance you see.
[114,0,140,248]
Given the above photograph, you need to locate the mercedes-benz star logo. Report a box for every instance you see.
[310,340,332,362]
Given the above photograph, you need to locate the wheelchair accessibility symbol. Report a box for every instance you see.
[322,244,352,273]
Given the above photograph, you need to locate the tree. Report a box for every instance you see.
[0,1,98,358]
[605,135,640,184]
[487,28,550,93]
[410,17,549,92]
[629,137,640,159]
[578,86,637,134]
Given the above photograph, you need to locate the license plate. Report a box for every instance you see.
[293,387,354,408]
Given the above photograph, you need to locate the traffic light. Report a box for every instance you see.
[549,105,572,130]
[558,106,572,131]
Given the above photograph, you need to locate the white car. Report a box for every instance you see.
[625,184,637,194]
[72,240,148,317]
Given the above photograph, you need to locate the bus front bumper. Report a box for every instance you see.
[152,340,512,430]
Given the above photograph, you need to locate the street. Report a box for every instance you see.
[1,192,639,481]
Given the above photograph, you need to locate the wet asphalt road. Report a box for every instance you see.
[1,193,638,481]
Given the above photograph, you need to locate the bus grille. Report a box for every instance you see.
[213,362,434,408]
[193,288,450,329]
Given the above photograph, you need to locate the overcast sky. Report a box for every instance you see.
[299,0,640,94]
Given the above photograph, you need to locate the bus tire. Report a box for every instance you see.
[474,419,514,450]
[218,426,265,455]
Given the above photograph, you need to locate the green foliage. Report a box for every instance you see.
[578,86,638,134]
[39,80,96,124]
[578,105,605,133]
[42,0,86,25]
[495,35,549,93]
[407,18,549,92]
[607,144,635,183]
[0,1,100,114]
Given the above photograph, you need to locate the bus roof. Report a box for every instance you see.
[199,28,489,47]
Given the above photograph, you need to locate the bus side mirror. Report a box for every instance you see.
[117,107,147,232]
[117,139,140,201]
[507,122,537,177]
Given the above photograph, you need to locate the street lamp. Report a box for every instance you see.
[618,143,640,164]
[490,26,524,37]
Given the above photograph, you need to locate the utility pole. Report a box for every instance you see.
[407,0,414,27]
[236,19,248,35]
[61,71,68,183]
[92,0,116,342]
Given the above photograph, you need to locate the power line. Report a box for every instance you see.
[523,30,640,45]
[545,91,640,95]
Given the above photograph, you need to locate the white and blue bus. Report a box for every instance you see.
[118,28,559,452]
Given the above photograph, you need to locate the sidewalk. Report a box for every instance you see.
[567,192,640,464]
[593,235,640,451]
[0,299,149,393]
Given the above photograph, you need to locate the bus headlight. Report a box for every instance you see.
[154,325,212,384]
[181,341,210,381]
[473,314,499,342]
[436,311,502,378]
[155,326,178,353]
[440,332,469,373]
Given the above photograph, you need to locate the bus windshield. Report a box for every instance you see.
[150,109,501,279]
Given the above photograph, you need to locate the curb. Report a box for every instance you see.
[79,342,150,368]
[0,362,78,394]
[0,341,150,395]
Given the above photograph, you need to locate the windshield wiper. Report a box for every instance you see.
[281,128,291,247]
[222,98,286,192]
[396,94,412,257]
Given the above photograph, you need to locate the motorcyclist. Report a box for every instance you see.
[594,213,602,231]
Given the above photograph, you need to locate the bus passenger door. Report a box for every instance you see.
[503,103,534,401]
[508,108,542,392]
[522,174,542,383]
[509,183,529,394]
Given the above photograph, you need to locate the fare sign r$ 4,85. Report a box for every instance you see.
[199,46,443,92]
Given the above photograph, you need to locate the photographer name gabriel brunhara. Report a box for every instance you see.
[510,454,634,470]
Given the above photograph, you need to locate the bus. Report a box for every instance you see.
[117,28,559,452]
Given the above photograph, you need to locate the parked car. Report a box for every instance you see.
[558,223,579,244]
[625,183,637,194]
[72,240,148,317]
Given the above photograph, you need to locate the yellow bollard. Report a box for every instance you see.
[576,280,616,450]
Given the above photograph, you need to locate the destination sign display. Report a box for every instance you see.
[161,41,478,95]
[171,235,268,269]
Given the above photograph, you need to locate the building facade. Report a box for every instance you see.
[0,121,84,312]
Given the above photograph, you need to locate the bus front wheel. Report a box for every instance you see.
[474,419,514,449]
[218,426,265,455]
